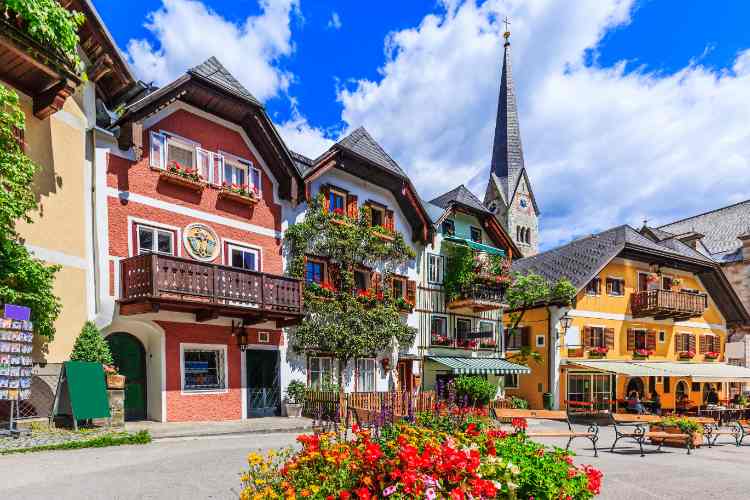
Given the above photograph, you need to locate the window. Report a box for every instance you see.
[662,275,674,291]
[391,276,407,299]
[506,327,524,350]
[607,277,624,296]
[634,329,647,350]
[329,189,346,214]
[182,345,227,392]
[658,331,666,343]
[456,318,472,337]
[676,333,692,352]
[504,374,519,389]
[442,219,455,236]
[228,244,259,271]
[427,254,444,284]
[249,167,261,192]
[585,277,601,295]
[431,316,448,344]
[370,205,385,227]
[168,137,195,169]
[258,332,270,343]
[136,224,174,255]
[223,158,248,187]
[470,226,482,243]
[637,272,660,292]
[356,358,376,392]
[586,327,605,348]
[354,269,370,291]
[536,335,545,347]
[309,356,335,389]
[305,259,326,284]
[478,321,494,336]
[519,198,528,209]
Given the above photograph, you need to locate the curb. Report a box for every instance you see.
[148,424,314,441]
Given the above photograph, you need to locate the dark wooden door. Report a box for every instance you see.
[246,350,280,417]
[107,333,146,420]
[397,360,413,393]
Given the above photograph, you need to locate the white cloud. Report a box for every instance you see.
[333,0,750,249]
[327,12,342,30]
[125,0,299,102]
[276,100,336,157]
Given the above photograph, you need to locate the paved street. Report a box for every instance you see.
[1,424,750,499]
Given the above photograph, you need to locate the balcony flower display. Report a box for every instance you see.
[589,346,609,358]
[431,335,452,347]
[306,281,336,299]
[394,296,414,313]
[479,339,497,349]
[356,288,383,307]
[634,348,653,359]
[678,350,696,360]
[456,339,478,349]
[166,161,202,183]
[704,351,720,360]
[221,182,258,198]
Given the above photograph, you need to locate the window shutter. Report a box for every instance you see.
[371,272,382,294]
[521,326,531,348]
[150,132,167,169]
[604,328,615,349]
[663,376,670,393]
[321,185,331,212]
[646,330,657,350]
[406,280,416,305]
[583,326,592,348]
[688,334,696,353]
[196,148,212,182]
[699,335,708,354]
[605,278,612,295]
[327,263,340,288]
[346,194,358,219]
[385,209,395,231]
[626,329,635,351]
[213,153,224,186]
[711,336,720,352]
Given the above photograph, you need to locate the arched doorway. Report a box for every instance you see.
[625,377,644,398]
[676,380,688,401]
[107,332,147,420]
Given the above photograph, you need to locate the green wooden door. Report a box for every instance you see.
[107,333,146,420]
[246,350,279,417]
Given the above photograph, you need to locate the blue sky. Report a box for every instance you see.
[94,0,750,249]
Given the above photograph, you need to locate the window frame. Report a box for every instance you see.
[134,223,177,256]
[180,343,229,395]
[470,226,482,244]
[585,277,601,296]
[535,334,545,347]
[166,133,198,171]
[633,328,648,350]
[225,242,261,271]
[391,275,408,299]
[505,326,524,351]
[369,204,386,228]
[441,219,455,236]
[308,356,336,389]
[589,326,605,348]
[305,257,327,284]
[607,276,625,296]
[504,373,519,389]
[431,314,449,344]
[355,358,377,392]
[328,187,347,215]
[427,253,445,284]
[354,267,371,292]
[658,331,666,344]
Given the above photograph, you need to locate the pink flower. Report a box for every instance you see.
[425,488,436,500]
[382,485,397,496]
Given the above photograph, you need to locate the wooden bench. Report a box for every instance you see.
[688,416,741,447]
[735,420,750,447]
[610,414,692,457]
[492,408,599,457]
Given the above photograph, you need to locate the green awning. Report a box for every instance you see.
[427,356,530,375]
[444,236,505,256]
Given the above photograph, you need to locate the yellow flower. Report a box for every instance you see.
[248,452,263,465]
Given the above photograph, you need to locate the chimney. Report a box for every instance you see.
[738,233,750,261]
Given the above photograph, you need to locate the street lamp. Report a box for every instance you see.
[559,313,573,332]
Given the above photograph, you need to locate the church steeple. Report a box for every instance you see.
[484,23,540,257]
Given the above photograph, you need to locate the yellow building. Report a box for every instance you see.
[504,225,750,411]
[0,1,135,405]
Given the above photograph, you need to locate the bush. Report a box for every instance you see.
[285,380,306,404]
[510,396,529,409]
[452,375,497,405]
[69,321,113,366]
[658,417,703,435]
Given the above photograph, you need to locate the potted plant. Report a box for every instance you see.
[589,346,609,358]
[678,350,695,360]
[650,417,703,448]
[633,348,653,359]
[69,321,124,388]
[104,364,125,389]
[284,380,306,418]
[704,351,720,361]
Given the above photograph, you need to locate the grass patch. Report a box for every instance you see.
[0,430,151,455]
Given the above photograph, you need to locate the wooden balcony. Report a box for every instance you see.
[119,254,304,326]
[630,289,708,321]
[446,283,506,312]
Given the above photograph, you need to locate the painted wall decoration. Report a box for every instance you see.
[183,223,220,261]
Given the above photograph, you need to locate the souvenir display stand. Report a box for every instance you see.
[0,310,34,438]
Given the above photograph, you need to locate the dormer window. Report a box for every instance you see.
[442,219,455,236]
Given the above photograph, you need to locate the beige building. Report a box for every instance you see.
[0,1,135,405]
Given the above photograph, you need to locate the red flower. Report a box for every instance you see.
[339,492,351,500]
[511,417,528,431]
[354,487,372,499]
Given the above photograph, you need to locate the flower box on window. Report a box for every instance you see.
[159,161,205,192]
[329,207,350,226]
[431,335,452,347]
[218,184,258,206]
[704,351,720,361]
[356,288,383,307]
[394,296,414,313]
[678,350,696,360]
[456,339,478,350]
[479,339,497,349]
[306,281,336,300]
[588,346,609,358]
[372,225,395,242]
[633,348,653,359]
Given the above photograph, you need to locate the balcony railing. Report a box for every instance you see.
[630,289,708,321]
[120,254,303,320]
[430,333,499,351]
[446,283,506,312]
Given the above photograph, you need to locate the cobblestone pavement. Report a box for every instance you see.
[0,426,111,453]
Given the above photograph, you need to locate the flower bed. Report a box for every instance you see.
[240,410,602,499]
[649,417,703,448]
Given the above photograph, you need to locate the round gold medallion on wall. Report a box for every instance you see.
[183,223,220,261]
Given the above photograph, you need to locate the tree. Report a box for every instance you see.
[70,321,113,366]
[505,273,577,365]
[285,196,417,398]
[0,84,62,340]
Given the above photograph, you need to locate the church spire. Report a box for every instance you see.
[490,24,525,196]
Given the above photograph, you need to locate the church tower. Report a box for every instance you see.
[484,27,539,256]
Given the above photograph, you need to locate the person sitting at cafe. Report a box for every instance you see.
[627,391,646,414]
[676,393,690,414]
[650,392,662,415]
[706,386,719,405]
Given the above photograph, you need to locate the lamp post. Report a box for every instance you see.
[559,313,573,333]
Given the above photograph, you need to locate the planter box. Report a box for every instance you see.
[106,374,126,389]
[218,189,258,206]
[649,424,702,448]
[159,171,204,192]
[374,231,395,242]
[284,402,303,418]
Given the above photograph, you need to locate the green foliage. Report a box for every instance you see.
[70,321,114,366]
[284,196,417,386]
[506,344,543,366]
[285,380,306,404]
[3,0,85,72]
[0,430,151,455]
[506,273,577,330]
[443,243,511,302]
[452,375,497,405]
[509,396,529,409]
[658,417,703,435]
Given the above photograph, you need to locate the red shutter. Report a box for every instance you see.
[604,328,615,349]
[346,194,358,219]
[687,334,696,353]
[711,336,720,353]
[699,335,708,354]
[646,330,657,350]
[321,185,331,212]
[583,326,592,348]
[626,329,635,351]
[406,280,416,305]
[328,263,340,289]
[385,209,395,231]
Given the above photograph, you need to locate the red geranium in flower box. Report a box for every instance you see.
[678,350,696,359]
[704,351,720,360]
[159,161,204,191]
[589,346,609,358]
[634,348,654,358]
[218,182,258,206]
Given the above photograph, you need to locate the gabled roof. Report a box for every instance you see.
[430,185,492,215]
[336,127,407,177]
[290,151,314,176]
[188,56,262,107]
[512,224,749,325]
[658,200,750,262]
